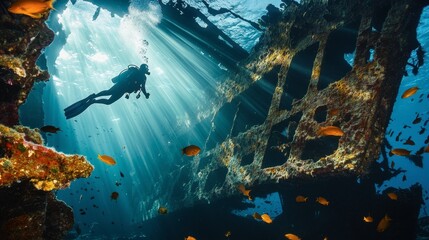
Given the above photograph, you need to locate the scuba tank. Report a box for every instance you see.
[111,64,139,83]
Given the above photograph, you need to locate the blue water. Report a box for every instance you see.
[19,0,429,238]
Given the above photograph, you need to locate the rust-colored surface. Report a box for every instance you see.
[0,124,93,190]
[168,0,429,205]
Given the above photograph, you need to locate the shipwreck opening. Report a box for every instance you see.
[240,152,254,166]
[230,69,277,137]
[317,20,360,90]
[283,43,319,100]
[314,105,328,123]
[204,167,228,192]
[371,2,391,32]
[301,136,340,162]
[262,112,302,168]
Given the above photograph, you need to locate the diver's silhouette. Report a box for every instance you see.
[64,64,150,119]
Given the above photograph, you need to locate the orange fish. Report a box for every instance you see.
[8,0,55,19]
[284,233,301,240]
[182,145,201,156]
[317,126,344,137]
[184,236,196,240]
[97,154,116,165]
[225,231,231,237]
[390,148,411,156]
[316,197,329,206]
[158,207,168,214]
[363,215,373,223]
[404,138,415,145]
[376,214,392,232]
[111,191,119,200]
[237,184,252,200]
[401,86,419,99]
[252,212,262,220]
[425,145,429,153]
[295,195,308,203]
[261,213,272,224]
[387,192,398,200]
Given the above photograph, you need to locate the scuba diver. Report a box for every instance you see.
[64,64,150,119]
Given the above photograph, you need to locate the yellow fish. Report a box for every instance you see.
[295,195,308,203]
[401,86,419,99]
[363,215,373,223]
[184,236,196,240]
[376,214,392,232]
[390,148,411,156]
[284,233,301,240]
[224,230,231,237]
[237,184,252,200]
[158,206,168,214]
[97,154,116,165]
[8,0,55,19]
[317,126,344,137]
[316,196,329,206]
[182,145,201,156]
[387,192,398,200]
[261,213,272,224]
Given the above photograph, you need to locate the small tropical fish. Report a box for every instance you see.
[425,145,429,153]
[363,215,373,223]
[40,125,61,133]
[317,126,344,137]
[182,145,201,156]
[413,115,422,124]
[8,0,55,19]
[97,154,116,165]
[376,214,392,232]
[401,86,419,99]
[387,192,398,200]
[252,212,262,220]
[284,233,301,240]
[261,213,272,224]
[390,148,411,156]
[316,196,329,206]
[158,206,168,214]
[225,230,231,237]
[404,137,415,145]
[390,161,395,169]
[111,191,119,200]
[184,236,196,240]
[237,184,252,200]
[402,175,407,181]
[120,171,124,177]
[295,195,308,203]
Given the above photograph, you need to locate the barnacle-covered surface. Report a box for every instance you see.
[167,0,429,205]
[0,124,93,190]
[0,0,53,126]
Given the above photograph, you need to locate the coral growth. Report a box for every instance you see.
[0,124,93,190]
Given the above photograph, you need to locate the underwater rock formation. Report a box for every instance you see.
[0,124,93,190]
[0,0,53,126]
[0,1,94,238]
[162,0,429,206]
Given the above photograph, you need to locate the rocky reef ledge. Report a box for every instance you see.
[0,125,93,239]
[0,1,94,238]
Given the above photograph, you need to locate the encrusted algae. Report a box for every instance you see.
[170,0,429,206]
[0,124,94,191]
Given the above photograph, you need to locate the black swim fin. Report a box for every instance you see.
[64,94,95,112]
[64,99,94,119]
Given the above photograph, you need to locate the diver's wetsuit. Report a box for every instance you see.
[64,65,150,119]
